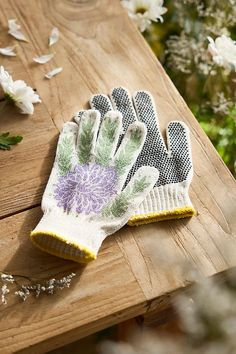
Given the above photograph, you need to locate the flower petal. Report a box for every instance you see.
[0,66,14,94]
[8,19,28,42]
[0,46,17,56]
[121,0,167,32]
[13,81,41,104]
[45,67,63,79]
[33,53,54,64]
[16,100,34,115]
[8,19,21,31]
[207,35,236,71]
[49,27,59,47]
[9,30,28,42]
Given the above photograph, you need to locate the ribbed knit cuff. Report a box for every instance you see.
[128,182,196,226]
[30,210,105,263]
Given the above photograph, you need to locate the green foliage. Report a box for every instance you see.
[102,176,150,218]
[144,0,236,177]
[199,113,236,173]
[0,132,23,150]
[115,128,143,176]
[77,117,95,164]
[57,136,73,176]
[96,117,119,166]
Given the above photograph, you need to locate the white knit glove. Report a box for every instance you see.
[84,87,196,226]
[31,110,159,262]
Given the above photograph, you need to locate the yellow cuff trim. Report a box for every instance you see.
[30,231,96,264]
[128,206,196,226]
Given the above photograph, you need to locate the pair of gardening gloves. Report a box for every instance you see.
[30,88,195,263]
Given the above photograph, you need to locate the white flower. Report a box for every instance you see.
[121,0,167,32]
[8,19,28,42]
[208,35,236,71]
[0,66,41,115]
[0,46,16,57]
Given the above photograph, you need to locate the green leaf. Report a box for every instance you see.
[57,136,73,175]
[0,132,23,150]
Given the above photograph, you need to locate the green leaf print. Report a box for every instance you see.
[77,118,95,164]
[115,128,142,176]
[102,176,150,218]
[57,136,73,176]
[96,117,120,166]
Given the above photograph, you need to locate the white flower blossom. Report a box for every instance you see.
[121,0,167,32]
[208,35,236,71]
[0,66,41,115]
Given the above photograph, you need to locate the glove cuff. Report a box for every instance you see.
[30,210,105,263]
[128,182,196,226]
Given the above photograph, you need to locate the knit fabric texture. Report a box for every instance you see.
[81,87,196,225]
[31,110,159,262]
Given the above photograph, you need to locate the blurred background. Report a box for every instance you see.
[143,0,236,177]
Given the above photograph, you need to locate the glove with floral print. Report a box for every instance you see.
[30,110,159,263]
[83,87,196,226]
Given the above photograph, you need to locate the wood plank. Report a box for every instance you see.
[1,204,235,352]
[0,0,235,219]
[0,207,147,353]
[0,0,235,352]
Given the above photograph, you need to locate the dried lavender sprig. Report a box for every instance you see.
[1,273,14,283]
[1,284,10,305]
[0,270,76,304]
[15,273,76,302]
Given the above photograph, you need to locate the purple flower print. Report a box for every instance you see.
[54,163,118,214]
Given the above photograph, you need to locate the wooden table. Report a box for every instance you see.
[0,1,236,353]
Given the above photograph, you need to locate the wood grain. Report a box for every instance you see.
[0,207,147,353]
[0,0,236,353]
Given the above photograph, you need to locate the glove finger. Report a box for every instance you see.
[166,121,193,180]
[76,110,101,164]
[123,165,159,211]
[110,87,138,132]
[133,90,167,154]
[90,94,113,118]
[55,122,78,176]
[74,110,85,124]
[95,111,122,165]
[114,121,147,190]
